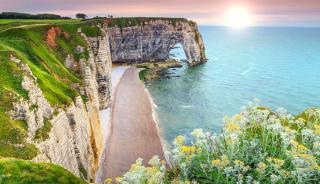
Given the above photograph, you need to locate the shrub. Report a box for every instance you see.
[121,100,320,183]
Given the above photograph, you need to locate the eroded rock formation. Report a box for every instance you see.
[8,27,113,180]
[106,19,206,65]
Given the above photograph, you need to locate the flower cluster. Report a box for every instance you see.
[118,156,166,184]
[121,101,320,183]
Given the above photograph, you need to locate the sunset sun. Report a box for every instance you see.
[225,6,253,28]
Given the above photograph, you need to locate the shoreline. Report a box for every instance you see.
[143,82,169,163]
[95,66,130,184]
[98,67,165,182]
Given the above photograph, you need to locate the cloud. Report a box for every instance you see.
[1,0,320,26]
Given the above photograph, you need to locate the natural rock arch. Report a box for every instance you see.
[105,18,207,65]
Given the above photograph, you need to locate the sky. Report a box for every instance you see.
[1,0,320,26]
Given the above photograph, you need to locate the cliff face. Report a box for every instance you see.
[107,19,206,65]
[6,26,112,180]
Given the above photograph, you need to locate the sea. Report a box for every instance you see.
[145,26,320,143]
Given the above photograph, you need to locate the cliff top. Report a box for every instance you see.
[0,158,86,183]
[102,17,197,28]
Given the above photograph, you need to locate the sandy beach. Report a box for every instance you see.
[101,67,164,180]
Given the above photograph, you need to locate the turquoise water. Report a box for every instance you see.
[146,26,320,143]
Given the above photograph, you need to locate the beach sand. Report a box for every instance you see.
[101,67,164,180]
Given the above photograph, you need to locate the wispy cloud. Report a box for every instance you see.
[1,0,320,26]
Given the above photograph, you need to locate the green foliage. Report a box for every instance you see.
[0,24,81,107]
[0,158,87,184]
[0,20,101,160]
[0,52,38,160]
[139,69,147,81]
[81,26,103,37]
[33,119,52,141]
[105,17,194,28]
[0,12,68,20]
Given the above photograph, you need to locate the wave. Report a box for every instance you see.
[240,64,254,75]
[179,105,193,109]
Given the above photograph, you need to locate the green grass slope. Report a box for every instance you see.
[0,19,103,160]
[0,158,87,184]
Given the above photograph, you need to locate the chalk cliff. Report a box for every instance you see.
[7,27,112,180]
[106,18,206,65]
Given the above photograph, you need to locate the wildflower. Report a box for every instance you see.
[314,125,320,135]
[196,147,202,153]
[181,146,196,154]
[234,160,245,168]
[161,160,166,165]
[246,175,254,184]
[220,155,230,166]
[115,176,121,183]
[191,129,204,138]
[295,118,305,127]
[212,159,222,168]
[270,174,280,183]
[225,122,241,132]
[284,126,296,135]
[297,144,309,153]
[146,167,158,175]
[279,169,290,178]
[174,135,185,146]
[291,140,298,148]
[104,178,112,184]
[234,114,242,121]
[267,157,285,169]
[148,155,160,167]
[257,162,267,173]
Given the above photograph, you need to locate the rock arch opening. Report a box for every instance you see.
[169,43,187,62]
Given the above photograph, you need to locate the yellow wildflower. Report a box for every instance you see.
[146,167,158,175]
[284,126,296,134]
[212,159,222,167]
[279,169,290,178]
[220,155,230,166]
[297,144,309,153]
[314,125,320,135]
[161,160,166,165]
[291,140,298,148]
[115,176,121,183]
[174,135,185,145]
[197,147,202,153]
[225,122,241,132]
[257,162,267,173]
[234,114,242,121]
[181,146,196,154]
[234,160,244,168]
[267,157,285,168]
[105,178,112,184]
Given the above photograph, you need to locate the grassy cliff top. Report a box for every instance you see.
[0,158,87,184]
[103,17,196,27]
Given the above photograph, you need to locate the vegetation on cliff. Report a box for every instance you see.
[121,100,320,183]
[0,19,102,159]
[0,158,87,184]
[103,17,196,28]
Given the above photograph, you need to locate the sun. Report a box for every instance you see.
[225,6,253,28]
